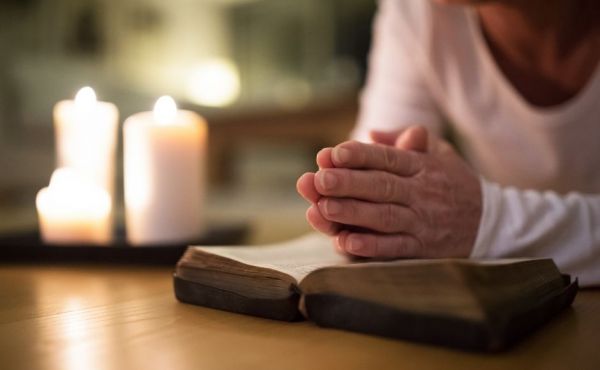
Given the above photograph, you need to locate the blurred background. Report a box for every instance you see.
[0,0,375,242]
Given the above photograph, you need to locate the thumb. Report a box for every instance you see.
[369,130,402,146]
[394,126,428,152]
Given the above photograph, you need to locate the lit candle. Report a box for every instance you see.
[53,86,119,205]
[123,96,207,245]
[36,168,112,245]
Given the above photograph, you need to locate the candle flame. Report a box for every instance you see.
[74,86,97,111]
[36,168,111,219]
[49,168,85,194]
[153,96,177,125]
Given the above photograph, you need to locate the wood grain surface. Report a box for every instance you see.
[0,264,599,370]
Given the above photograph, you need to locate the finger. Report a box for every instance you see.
[434,139,456,156]
[330,140,422,176]
[338,232,422,259]
[314,169,411,205]
[306,204,340,236]
[370,130,402,146]
[296,172,320,203]
[395,126,428,152]
[336,230,373,260]
[335,229,351,253]
[316,147,335,169]
[317,197,418,234]
[331,231,353,257]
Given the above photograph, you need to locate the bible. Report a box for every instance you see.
[173,233,577,351]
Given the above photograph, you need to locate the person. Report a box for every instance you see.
[296,0,600,286]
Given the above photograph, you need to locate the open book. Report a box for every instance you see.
[174,233,578,351]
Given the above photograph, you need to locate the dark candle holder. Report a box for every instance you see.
[0,222,249,265]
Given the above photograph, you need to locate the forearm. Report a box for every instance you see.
[472,179,600,287]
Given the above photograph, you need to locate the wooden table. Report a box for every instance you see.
[0,263,599,370]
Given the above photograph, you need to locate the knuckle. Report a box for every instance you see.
[380,204,397,232]
[371,235,381,257]
[400,177,416,205]
[392,237,418,258]
[340,141,364,164]
[389,240,404,257]
[323,170,342,195]
[379,175,396,202]
[383,147,398,170]
[341,170,355,195]
[404,183,414,205]
[342,199,356,220]
[408,207,424,234]
[393,239,411,257]
[409,153,424,175]
[342,140,361,152]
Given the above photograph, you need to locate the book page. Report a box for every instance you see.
[192,233,348,281]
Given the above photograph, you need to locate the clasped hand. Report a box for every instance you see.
[297,126,482,259]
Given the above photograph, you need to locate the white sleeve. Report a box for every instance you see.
[471,178,600,287]
[353,0,444,142]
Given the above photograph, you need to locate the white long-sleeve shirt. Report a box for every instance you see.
[354,0,600,286]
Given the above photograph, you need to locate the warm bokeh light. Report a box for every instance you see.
[74,86,97,112]
[36,168,111,220]
[186,59,240,107]
[153,95,178,125]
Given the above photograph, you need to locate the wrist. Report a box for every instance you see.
[470,177,505,258]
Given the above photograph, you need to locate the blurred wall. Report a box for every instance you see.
[0,0,374,207]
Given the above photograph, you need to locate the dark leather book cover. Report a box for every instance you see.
[304,277,578,352]
[173,276,303,322]
[173,270,577,351]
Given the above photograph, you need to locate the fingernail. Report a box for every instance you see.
[318,171,337,190]
[333,147,351,164]
[347,235,364,253]
[324,199,342,215]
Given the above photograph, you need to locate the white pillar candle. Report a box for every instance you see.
[36,168,112,245]
[53,87,119,203]
[124,96,207,245]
